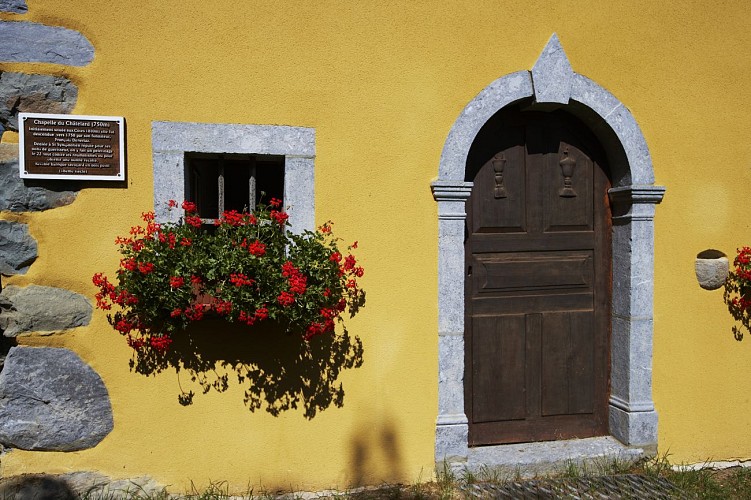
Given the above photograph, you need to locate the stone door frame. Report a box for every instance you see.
[431,34,666,466]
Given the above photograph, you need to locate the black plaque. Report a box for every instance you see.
[19,113,125,181]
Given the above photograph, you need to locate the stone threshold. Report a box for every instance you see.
[466,436,652,478]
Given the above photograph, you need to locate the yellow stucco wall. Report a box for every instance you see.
[2,0,751,492]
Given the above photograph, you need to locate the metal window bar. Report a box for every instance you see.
[197,155,257,225]
[248,159,256,212]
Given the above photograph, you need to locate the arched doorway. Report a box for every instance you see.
[432,34,665,467]
[465,105,611,446]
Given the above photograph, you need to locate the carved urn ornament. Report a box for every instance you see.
[492,153,507,199]
[558,148,577,197]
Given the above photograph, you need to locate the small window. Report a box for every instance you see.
[152,121,315,233]
[185,154,284,223]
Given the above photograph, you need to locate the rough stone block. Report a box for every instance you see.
[0,71,78,133]
[0,22,94,66]
[59,472,164,497]
[0,0,26,13]
[0,285,92,336]
[0,346,113,450]
[0,220,36,275]
[0,472,165,498]
[0,144,78,211]
[0,474,77,499]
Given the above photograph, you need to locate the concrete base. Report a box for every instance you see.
[462,436,651,479]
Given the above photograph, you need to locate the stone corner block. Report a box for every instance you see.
[609,405,658,447]
[0,346,113,451]
[0,285,92,336]
[435,422,469,465]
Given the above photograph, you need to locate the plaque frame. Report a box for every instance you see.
[18,112,126,181]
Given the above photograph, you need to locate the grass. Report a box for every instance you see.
[346,456,751,499]
[636,455,751,499]
[10,455,751,499]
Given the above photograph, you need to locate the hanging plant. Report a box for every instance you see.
[724,246,751,340]
[93,199,365,353]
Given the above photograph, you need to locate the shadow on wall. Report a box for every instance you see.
[0,334,16,373]
[349,419,406,487]
[128,319,363,418]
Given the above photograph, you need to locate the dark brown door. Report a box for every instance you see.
[465,107,611,446]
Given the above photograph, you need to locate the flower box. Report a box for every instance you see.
[93,199,365,354]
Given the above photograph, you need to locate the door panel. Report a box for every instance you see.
[465,107,611,446]
[474,251,593,292]
[543,145,594,232]
[472,315,527,423]
[470,135,527,235]
[541,311,595,417]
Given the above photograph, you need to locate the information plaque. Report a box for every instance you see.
[19,112,125,181]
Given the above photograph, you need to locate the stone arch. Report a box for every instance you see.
[431,34,665,467]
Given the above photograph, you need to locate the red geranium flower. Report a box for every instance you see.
[138,262,154,274]
[248,240,266,256]
[149,335,173,353]
[186,215,203,228]
[277,291,295,307]
[270,210,288,226]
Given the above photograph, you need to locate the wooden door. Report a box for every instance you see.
[464,107,611,446]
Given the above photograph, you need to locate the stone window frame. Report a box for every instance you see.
[431,34,666,467]
[151,121,315,232]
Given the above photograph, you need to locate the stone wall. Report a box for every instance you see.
[0,0,115,468]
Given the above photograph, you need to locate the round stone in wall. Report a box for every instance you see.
[695,249,729,291]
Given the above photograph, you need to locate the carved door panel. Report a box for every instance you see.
[465,108,611,446]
